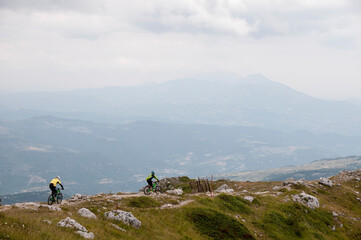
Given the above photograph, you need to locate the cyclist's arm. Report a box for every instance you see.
[154,175,159,181]
[59,183,64,190]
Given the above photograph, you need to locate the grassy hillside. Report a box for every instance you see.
[1,172,361,239]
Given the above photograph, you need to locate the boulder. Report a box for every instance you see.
[104,210,141,229]
[78,208,97,219]
[57,217,87,232]
[166,188,183,195]
[292,191,319,209]
[318,177,333,187]
[215,184,234,193]
[76,231,95,239]
[244,196,254,202]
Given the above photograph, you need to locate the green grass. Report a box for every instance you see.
[255,201,336,239]
[185,207,254,239]
[2,178,361,239]
[124,196,161,208]
[197,194,251,215]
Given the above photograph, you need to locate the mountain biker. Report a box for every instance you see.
[146,171,159,189]
[49,176,64,198]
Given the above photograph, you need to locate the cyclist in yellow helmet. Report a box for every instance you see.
[146,171,158,189]
[49,176,64,198]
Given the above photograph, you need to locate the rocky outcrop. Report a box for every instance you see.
[104,210,141,229]
[78,208,97,219]
[166,188,183,195]
[14,202,61,211]
[57,217,94,239]
[318,177,333,187]
[335,170,361,183]
[283,177,307,186]
[68,194,89,202]
[292,191,319,209]
[215,184,234,193]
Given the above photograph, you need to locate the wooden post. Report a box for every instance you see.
[211,175,213,199]
[197,178,200,192]
[207,179,211,192]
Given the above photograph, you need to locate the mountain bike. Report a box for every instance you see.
[48,188,63,205]
[144,181,162,195]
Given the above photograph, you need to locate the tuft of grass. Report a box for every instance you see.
[185,207,254,239]
[124,196,161,208]
[215,194,251,214]
[198,194,251,215]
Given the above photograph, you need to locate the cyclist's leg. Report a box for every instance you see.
[50,184,56,198]
[147,179,153,188]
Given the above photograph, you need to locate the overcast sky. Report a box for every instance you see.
[0,0,360,99]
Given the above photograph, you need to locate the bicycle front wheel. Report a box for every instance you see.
[155,186,162,195]
[48,195,54,205]
[144,186,151,195]
[57,193,63,204]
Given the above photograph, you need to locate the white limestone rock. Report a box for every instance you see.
[244,196,254,202]
[160,203,173,209]
[215,184,234,193]
[57,217,87,232]
[283,178,307,186]
[78,208,97,219]
[76,231,95,239]
[42,220,52,225]
[166,188,183,196]
[69,193,88,202]
[104,210,141,229]
[110,223,126,232]
[318,177,334,187]
[40,204,62,211]
[292,191,320,209]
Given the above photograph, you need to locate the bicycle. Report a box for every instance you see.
[48,188,63,205]
[144,181,162,195]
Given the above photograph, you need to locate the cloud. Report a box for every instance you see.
[1,0,359,39]
[0,0,360,98]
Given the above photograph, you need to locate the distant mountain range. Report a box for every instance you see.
[1,116,361,195]
[1,73,361,195]
[1,73,361,135]
[217,156,361,182]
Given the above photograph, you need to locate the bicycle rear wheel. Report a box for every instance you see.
[48,195,54,205]
[57,193,63,204]
[144,185,151,195]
